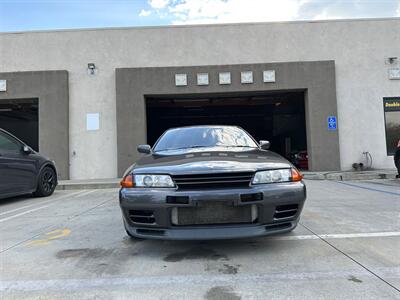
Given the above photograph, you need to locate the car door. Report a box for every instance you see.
[0,131,37,196]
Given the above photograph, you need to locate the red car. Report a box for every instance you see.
[291,151,308,170]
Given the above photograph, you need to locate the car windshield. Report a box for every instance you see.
[153,126,258,152]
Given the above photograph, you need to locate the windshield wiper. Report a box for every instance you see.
[222,145,257,148]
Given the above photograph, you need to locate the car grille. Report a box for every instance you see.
[171,202,257,226]
[172,172,254,190]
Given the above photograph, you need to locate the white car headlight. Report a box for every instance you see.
[134,174,175,188]
[252,169,292,184]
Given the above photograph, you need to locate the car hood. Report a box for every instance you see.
[131,148,292,175]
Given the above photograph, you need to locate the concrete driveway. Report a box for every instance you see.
[0,180,399,299]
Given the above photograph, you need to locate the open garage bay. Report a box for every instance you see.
[146,91,307,166]
[0,98,38,151]
[0,180,399,299]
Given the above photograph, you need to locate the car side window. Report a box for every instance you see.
[0,132,21,152]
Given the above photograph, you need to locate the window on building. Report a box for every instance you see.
[383,97,400,155]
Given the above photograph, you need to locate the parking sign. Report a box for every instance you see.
[327,116,337,130]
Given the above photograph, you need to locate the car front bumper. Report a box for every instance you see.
[119,181,306,240]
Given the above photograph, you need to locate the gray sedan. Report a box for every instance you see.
[119,125,306,240]
[0,128,58,200]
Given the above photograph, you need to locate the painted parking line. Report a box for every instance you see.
[271,231,400,241]
[0,205,52,223]
[1,267,399,292]
[336,181,400,196]
[0,190,86,216]
[69,189,98,198]
[0,202,46,216]
[0,190,97,223]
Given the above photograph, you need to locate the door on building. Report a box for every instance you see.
[145,91,308,169]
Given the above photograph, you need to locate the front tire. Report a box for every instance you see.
[34,166,57,197]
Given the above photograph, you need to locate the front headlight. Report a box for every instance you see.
[252,169,296,184]
[134,174,175,188]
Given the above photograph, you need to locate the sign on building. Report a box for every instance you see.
[327,116,337,130]
[383,97,400,155]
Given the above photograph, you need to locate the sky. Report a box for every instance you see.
[0,0,399,32]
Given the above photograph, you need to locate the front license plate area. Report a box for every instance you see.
[173,201,255,226]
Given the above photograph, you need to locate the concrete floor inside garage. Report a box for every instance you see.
[0,179,399,299]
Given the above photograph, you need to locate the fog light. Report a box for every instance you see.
[171,208,178,225]
[251,205,258,222]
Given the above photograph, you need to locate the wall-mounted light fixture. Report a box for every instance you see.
[197,73,209,86]
[385,57,398,65]
[219,72,231,85]
[263,70,276,83]
[241,71,253,84]
[87,63,96,75]
[175,74,187,86]
[384,57,400,80]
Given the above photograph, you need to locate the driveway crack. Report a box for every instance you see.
[299,222,400,293]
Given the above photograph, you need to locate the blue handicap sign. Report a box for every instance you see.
[328,116,336,123]
[327,116,337,130]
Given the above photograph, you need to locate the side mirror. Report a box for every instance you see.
[259,140,270,150]
[22,145,32,154]
[137,144,151,154]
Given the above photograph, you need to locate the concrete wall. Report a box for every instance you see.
[116,61,339,174]
[1,18,399,179]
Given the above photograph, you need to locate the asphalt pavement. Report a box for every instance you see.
[0,179,399,299]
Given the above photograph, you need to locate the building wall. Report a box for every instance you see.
[0,71,70,179]
[0,18,399,179]
[116,61,339,174]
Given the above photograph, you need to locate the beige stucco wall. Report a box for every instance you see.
[0,18,399,179]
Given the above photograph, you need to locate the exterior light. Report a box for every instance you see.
[219,72,231,85]
[241,71,253,84]
[87,63,96,75]
[386,57,398,65]
[197,73,209,86]
[263,70,276,82]
[175,74,187,86]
